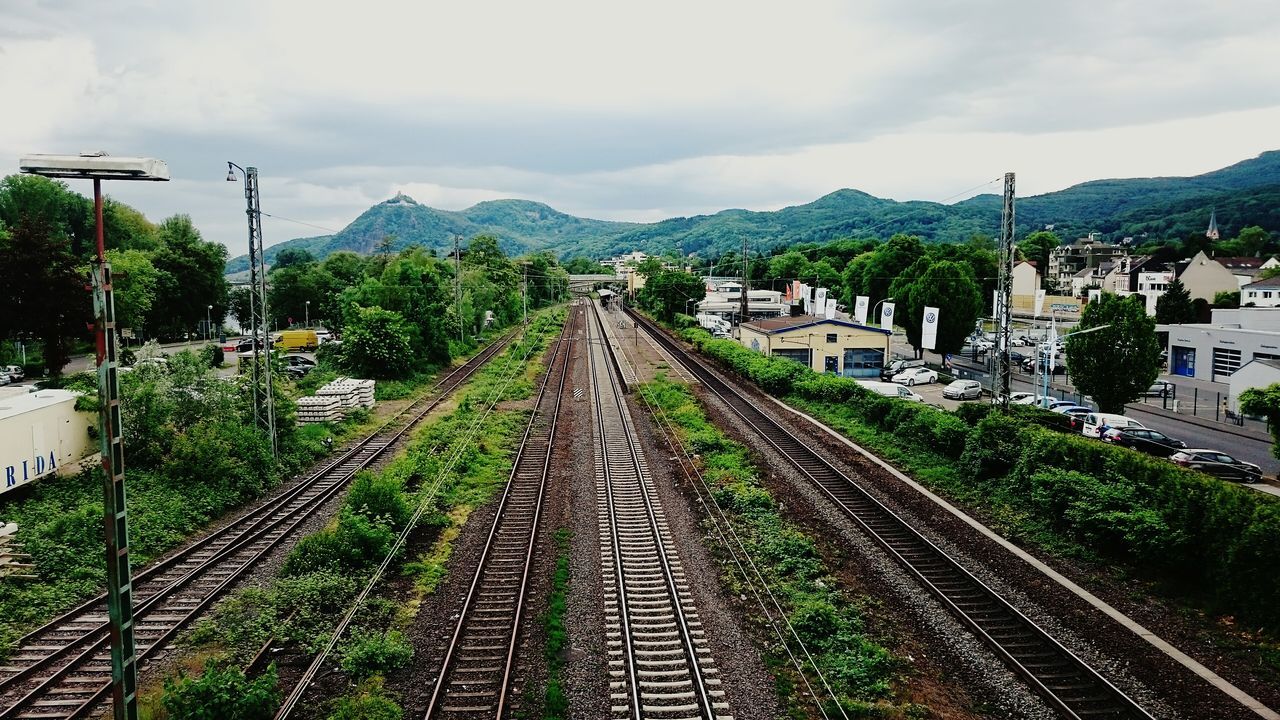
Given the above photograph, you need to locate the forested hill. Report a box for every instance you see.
[228,150,1280,273]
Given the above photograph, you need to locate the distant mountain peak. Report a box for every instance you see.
[383,192,419,206]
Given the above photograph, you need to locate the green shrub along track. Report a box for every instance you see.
[626,307,1156,720]
[0,331,516,720]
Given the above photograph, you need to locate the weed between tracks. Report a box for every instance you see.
[542,528,572,720]
[169,309,565,718]
[637,376,924,719]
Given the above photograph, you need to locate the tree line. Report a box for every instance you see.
[259,236,569,379]
[0,175,229,375]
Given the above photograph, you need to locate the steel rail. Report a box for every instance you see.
[589,303,720,720]
[422,301,578,718]
[0,333,516,720]
[626,308,1155,720]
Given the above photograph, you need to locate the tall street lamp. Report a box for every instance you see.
[20,151,169,720]
[206,305,213,341]
[305,300,310,328]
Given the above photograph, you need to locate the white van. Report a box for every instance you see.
[1081,413,1145,439]
[857,380,924,402]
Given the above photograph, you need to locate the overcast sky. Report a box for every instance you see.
[4,0,1279,254]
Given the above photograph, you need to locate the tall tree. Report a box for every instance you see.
[842,234,923,310]
[1155,278,1196,324]
[0,175,91,375]
[1065,293,1161,414]
[893,259,982,356]
[151,215,229,337]
[1017,230,1060,280]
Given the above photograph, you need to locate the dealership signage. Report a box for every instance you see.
[4,450,58,491]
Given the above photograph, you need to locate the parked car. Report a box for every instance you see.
[880,358,925,381]
[1043,399,1079,412]
[1101,427,1188,457]
[1081,413,1145,439]
[286,355,316,368]
[273,329,319,352]
[1006,350,1027,365]
[0,373,9,387]
[1023,356,1067,375]
[943,380,983,400]
[1170,449,1262,483]
[1007,391,1038,405]
[1050,403,1093,415]
[891,367,938,386]
[1143,380,1175,398]
[234,337,265,353]
[2,365,23,382]
[856,380,924,402]
[1061,406,1094,431]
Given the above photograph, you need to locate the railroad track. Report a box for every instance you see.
[626,308,1155,720]
[423,301,579,718]
[0,333,516,720]
[589,303,731,720]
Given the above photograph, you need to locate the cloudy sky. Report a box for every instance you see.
[4,0,1279,253]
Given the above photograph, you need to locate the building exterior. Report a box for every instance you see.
[737,315,891,377]
[1227,358,1280,411]
[1012,261,1039,296]
[1175,252,1280,301]
[1160,307,1280,382]
[0,389,94,496]
[1047,239,1128,291]
[697,288,786,323]
[1242,276,1280,307]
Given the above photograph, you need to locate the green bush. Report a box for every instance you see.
[339,629,414,680]
[344,472,411,530]
[201,343,224,368]
[281,511,397,578]
[161,660,279,720]
[327,677,403,720]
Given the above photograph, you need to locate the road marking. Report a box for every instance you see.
[764,392,1280,720]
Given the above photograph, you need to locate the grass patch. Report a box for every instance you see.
[638,377,920,718]
[543,528,572,719]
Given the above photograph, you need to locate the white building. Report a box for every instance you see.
[1241,276,1280,308]
[696,288,786,324]
[1228,358,1280,411]
[0,389,94,496]
[1161,307,1280,382]
[1012,261,1040,296]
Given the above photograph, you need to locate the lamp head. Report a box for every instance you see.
[225,163,237,182]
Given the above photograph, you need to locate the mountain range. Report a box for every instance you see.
[226,150,1280,274]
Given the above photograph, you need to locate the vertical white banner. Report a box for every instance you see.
[814,288,828,316]
[1034,289,1047,317]
[800,283,810,312]
[824,298,837,319]
[993,289,1002,319]
[880,302,896,330]
[922,306,940,350]
[854,296,869,325]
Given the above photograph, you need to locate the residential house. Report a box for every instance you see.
[1012,261,1040,296]
[1047,238,1128,291]
[1242,276,1280,308]
[1176,252,1280,302]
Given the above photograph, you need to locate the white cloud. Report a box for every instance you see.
[3,0,1279,253]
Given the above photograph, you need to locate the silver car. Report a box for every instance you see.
[943,379,982,400]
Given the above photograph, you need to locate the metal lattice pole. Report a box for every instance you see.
[91,179,138,720]
[997,172,1016,409]
[238,165,277,458]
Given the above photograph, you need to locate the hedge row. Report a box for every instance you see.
[675,324,1280,630]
